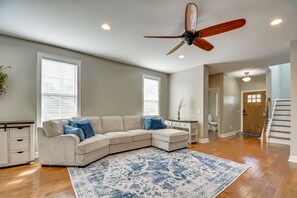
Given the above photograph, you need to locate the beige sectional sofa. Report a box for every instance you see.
[38,115,189,166]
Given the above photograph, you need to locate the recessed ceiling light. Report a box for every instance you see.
[270,19,282,26]
[101,24,111,30]
[178,55,185,59]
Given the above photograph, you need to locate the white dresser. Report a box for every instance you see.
[164,119,199,143]
[0,121,35,167]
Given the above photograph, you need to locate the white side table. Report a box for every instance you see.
[164,119,199,143]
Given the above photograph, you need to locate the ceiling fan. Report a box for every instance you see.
[144,3,246,55]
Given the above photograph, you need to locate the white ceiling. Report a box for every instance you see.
[0,0,296,77]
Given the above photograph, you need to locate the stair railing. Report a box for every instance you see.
[264,98,277,142]
[261,97,271,142]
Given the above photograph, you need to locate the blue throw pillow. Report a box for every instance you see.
[73,119,95,139]
[64,124,85,142]
[68,119,78,127]
[142,117,153,130]
[151,118,166,130]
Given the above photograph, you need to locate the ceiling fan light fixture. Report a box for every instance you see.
[101,24,111,30]
[270,19,282,26]
[241,72,252,82]
[178,55,185,59]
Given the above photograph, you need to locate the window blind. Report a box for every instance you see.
[41,59,78,122]
[143,77,160,115]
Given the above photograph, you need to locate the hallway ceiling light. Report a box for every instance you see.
[241,72,252,82]
[101,24,111,30]
[270,19,282,26]
[178,55,185,59]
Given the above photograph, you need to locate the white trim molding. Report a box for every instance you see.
[288,155,297,163]
[198,138,209,143]
[218,131,239,138]
[35,152,39,159]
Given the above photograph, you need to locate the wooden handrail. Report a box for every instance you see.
[262,97,271,143]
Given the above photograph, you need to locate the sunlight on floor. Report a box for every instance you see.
[6,179,23,185]
[18,168,38,177]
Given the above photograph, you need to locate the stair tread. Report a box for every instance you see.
[273,119,291,121]
[271,125,290,127]
[270,130,290,133]
[276,105,291,106]
[275,109,291,111]
[277,100,291,102]
[269,136,290,140]
[274,114,291,116]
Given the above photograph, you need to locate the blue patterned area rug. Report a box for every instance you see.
[68,147,249,198]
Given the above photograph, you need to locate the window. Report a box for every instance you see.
[37,53,81,125]
[142,74,160,115]
[247,94,261,103]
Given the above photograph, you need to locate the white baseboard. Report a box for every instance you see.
[198,138,209,143]
[34,152,39,159]
[218,131,239,138]
[288,155,297,163]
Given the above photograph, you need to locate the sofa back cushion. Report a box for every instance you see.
[102,116,124,133]
[43,119,69,137]
[73,116,102,134]
[123,116,143,131]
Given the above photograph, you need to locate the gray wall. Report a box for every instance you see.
[270,63,291,101]
[0,35,169,122]
[290,40,297,161]
[169,65,209,140]
[223,75,241,133]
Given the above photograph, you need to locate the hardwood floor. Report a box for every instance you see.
[0,134,296,198]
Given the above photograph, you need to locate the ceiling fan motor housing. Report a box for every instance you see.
[182,31,198,45]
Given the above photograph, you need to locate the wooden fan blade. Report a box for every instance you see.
[185,3,198,34]
[166,41,185,55]
[198,19,246,37]
[193,38,214,51]
[144,35,183,38]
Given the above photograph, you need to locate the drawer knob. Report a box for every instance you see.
[17,139,24,142]
[17,151,24,154]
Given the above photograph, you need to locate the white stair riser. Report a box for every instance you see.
[276,101,291,105]
[270,132,290,138]
[270,126,290,132]
[272,120,290,125]
[275,106,291,110]
[274,115,291,120]
[274,111,291,115]
[268,138,290,145]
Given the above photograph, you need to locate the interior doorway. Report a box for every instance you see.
[242,91,266,135]
[208,88,220,136]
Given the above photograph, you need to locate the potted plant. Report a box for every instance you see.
[0,65,11,96]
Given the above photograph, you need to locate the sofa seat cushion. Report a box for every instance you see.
[76,134,109,155]
[103,132,133,145]
[152,129,189,143]
[126,129,152,141]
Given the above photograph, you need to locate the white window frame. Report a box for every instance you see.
[37,52,81,126]
[142,74,161,116]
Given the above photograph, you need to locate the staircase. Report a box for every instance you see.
[266,99,291,145]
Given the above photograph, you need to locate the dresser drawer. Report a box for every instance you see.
[180,122,190,128]
[9,127,30,138]
[9,150,30,163]
[10,138,30,151]
[172,122,180,127]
